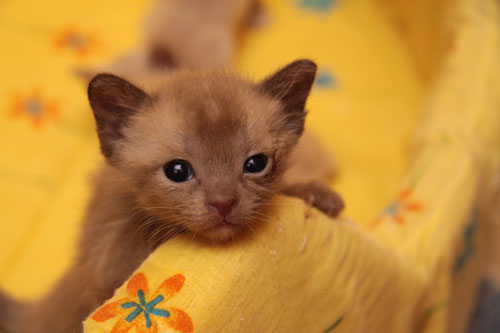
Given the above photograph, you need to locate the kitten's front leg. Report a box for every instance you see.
[281,132,343,217]
[282,181,344,218]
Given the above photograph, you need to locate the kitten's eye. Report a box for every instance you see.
[163,160,194,182]
[244,154,268,174]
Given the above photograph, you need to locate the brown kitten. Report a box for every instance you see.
[0,60,343,333]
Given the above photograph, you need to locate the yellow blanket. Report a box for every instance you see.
[0,0,499,332]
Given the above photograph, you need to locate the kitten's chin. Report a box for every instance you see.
[198,221,242,242]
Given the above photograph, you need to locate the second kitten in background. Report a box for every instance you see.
[77,0,265,81]
[78,0,338,196]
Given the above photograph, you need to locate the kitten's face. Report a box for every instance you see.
[88,60,316,241]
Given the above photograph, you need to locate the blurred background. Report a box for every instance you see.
[0,0,499,331]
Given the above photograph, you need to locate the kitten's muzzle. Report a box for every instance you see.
[207,197,238,218]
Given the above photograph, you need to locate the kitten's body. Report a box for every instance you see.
[0,61,343,333]
[7,167,156,332]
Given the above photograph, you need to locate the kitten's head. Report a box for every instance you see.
[88,60,316,241]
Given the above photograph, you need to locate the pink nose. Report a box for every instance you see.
[208,198,238,217]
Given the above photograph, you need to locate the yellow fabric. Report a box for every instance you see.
[0,0,498,332]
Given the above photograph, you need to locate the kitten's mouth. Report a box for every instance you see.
[212,220,235,230]
[209,219,237,231]
[200,219,241,241]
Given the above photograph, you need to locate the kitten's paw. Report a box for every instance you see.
[283,181,344,218]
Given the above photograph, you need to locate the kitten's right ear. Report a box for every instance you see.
[88,74,151,161]
[258,59,317,136]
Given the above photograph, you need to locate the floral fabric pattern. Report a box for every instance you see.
[371,188,422,227]
[9,90,60,127]
[91,273,193,333]
[53,25,102,60]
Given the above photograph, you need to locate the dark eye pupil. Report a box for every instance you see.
[244,154,268,173]
[163,160,193,182]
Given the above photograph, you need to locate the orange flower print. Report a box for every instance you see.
[9,90,59,127]
[53,25,102,60]
[371,188,422,228]
[92,273,193,333]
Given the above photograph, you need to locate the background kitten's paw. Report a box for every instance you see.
[283,182,344,218]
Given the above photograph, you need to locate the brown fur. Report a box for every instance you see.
[1,60,343,332]
[143,0,261,69]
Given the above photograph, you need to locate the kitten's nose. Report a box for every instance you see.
[208,198,238,218]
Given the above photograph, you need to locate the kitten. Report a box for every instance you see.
[76,0,264,81]
[0,59,343,333]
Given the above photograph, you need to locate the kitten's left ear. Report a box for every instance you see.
[88,74,152,161]
[258,59,317,135]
